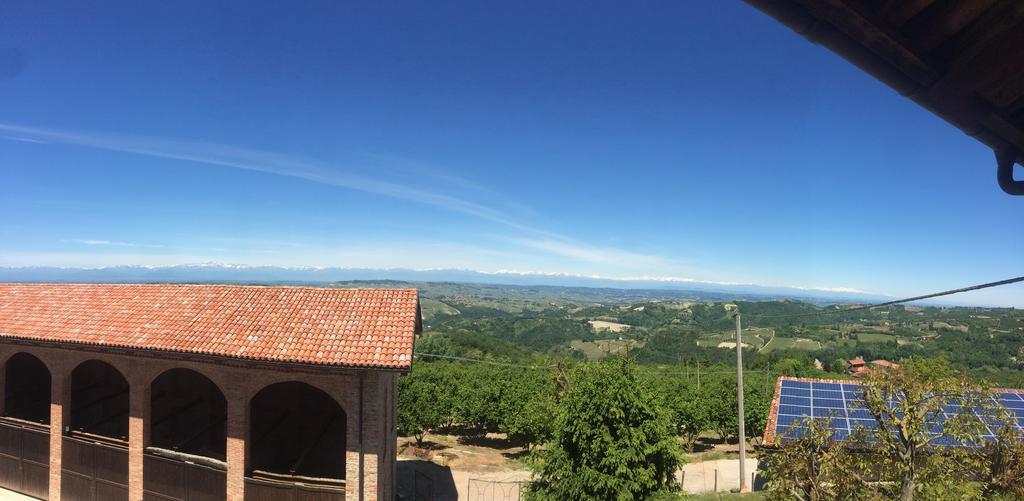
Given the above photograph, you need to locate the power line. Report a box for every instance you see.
[746,275,1024,320]
[413,352,556,369]
[415,352,784,377]
[639,369,772,376]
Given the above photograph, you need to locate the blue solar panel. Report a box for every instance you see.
[813,407,845,418]
[1001,399,1024,409]
[772,379,1024,446]
[781,380,811,390]
[849,408,874,420]
[813,398,845,409]
[779,404,810,416]
[780,395,810,406]
[812,382,843,391]
[848,418,877,430]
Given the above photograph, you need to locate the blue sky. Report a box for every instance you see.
[1,1,1021,306]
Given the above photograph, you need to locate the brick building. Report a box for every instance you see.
[0,283,420,500]
[846,357,900,378]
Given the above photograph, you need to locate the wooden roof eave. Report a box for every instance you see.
[744,0,1024,195]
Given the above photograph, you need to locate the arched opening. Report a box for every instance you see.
[145,369,227,500]
[3,353,51,423]
[0,353,51,499]
[69,360,129,440]
[150,368,227,459]
[63,360,130,500]
[249,382,347,481]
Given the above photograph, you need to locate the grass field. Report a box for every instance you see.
[419,298,460,320]
[697,331,766,350]
[856,332,896,344]
[588,320,632,332]
[571,339,643,360]
[686,493,765,501]
[760,337,819,352]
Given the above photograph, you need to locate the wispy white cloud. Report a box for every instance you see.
[0,123,545,233]
[362,152,539,217]
[64,239,164,249]
[793,285,872,294]
[0,122,679,271]
[0,135,45,144]
[509,237,666,267]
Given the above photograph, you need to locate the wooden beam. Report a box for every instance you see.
[175,416,226,452]
[881,0,936,28]
[290,414,338,474]
[794,0,939,85]
[152,396,203,428]
[82,408,129,436]
[253,410,291,444]
[901,0,996,52]
[982,113,1024,155]
[73,388,128,414]
[927,23,1024,107]
[1006,95,1024,119]
[979,65,1024,110]
[929,1,1024,67]
[70,383,102,396]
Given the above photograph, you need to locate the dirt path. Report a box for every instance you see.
[758,329,775,352]
[395,432,532,500]
[681,459,763,493]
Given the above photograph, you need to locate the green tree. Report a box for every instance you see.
[667,382,711,450]
[763,418,869,501]
[774,358,806,376]
[527,358,682,500]
[831,358,848,374]
[743,379,770,446]
[503,393,556,451]
[707,377,739,441]
[416,334,456,357]
[454,365,502,433]
[397,373,446,446]
[980,422,1024,498]
[702,376,769,445]
[856,357,993,501]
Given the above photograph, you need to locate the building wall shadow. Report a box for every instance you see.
[396,460,457,501]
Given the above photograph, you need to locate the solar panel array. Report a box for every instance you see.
[772,379,1024,446]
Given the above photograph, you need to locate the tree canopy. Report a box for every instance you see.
[527,358,682,500]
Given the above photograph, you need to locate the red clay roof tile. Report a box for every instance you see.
[0,284,419,370]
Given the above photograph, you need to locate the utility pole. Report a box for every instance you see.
[734,308,749,493]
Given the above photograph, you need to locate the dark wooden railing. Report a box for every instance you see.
[0,417,49,499]
[245,472,344,501]
[61,434,129,501]
[143,449,226,501]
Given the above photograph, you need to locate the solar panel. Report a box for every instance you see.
[771,379,1024,446]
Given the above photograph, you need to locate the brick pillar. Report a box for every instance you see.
[226,389,248,501]
[364,374,382,500]
[49,363,69,501]
[345,400,360,501]
[343,374,364,501]
[0,356,6,416]
[128,374,147,500]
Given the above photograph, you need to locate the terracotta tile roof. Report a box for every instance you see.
[870,359,899,369]
[0,284,420,370]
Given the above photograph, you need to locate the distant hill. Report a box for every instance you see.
[0,263,894,305]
